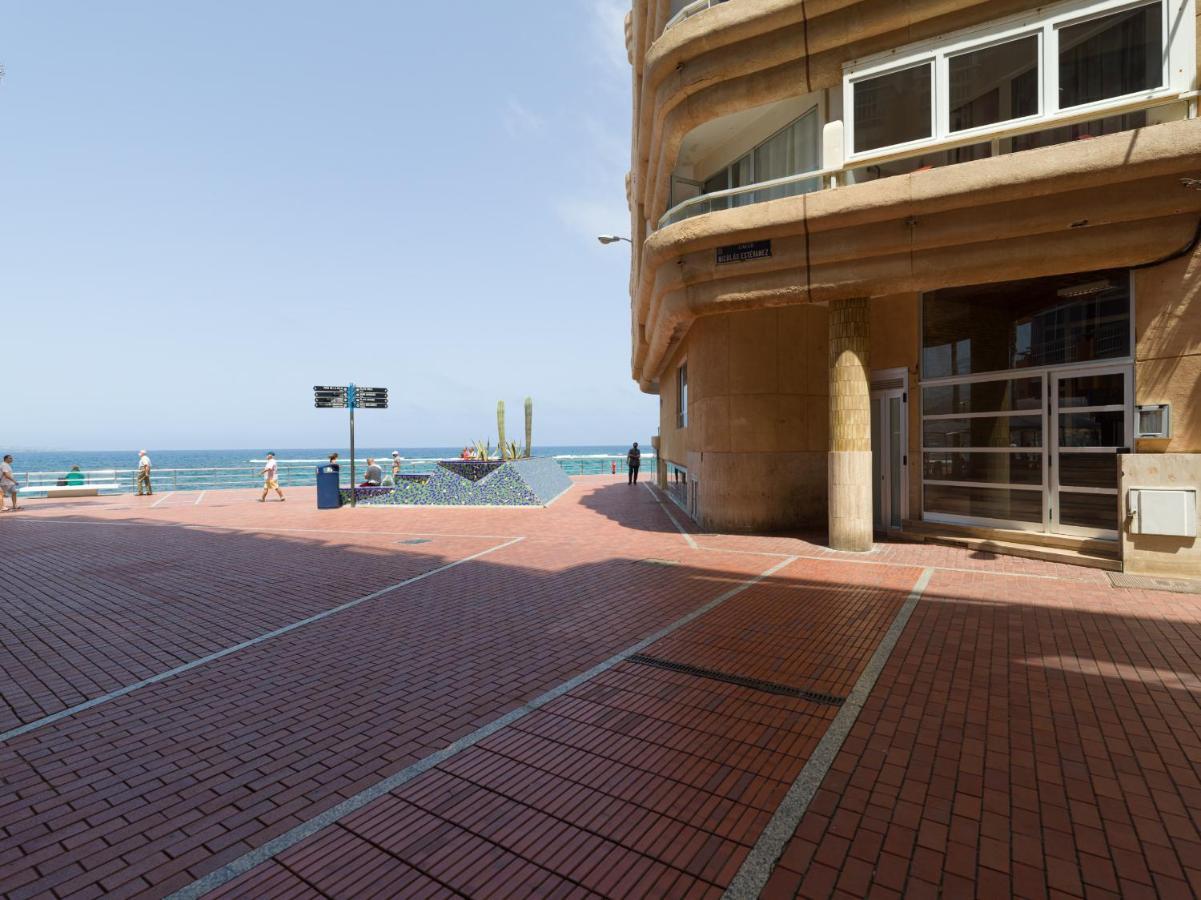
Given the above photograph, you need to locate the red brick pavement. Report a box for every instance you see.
[764,569,1201,900]
[1,477,1198,899]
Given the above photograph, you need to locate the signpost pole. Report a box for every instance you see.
[348,383,357,508]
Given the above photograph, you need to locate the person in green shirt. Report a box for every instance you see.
[65,466,85,487]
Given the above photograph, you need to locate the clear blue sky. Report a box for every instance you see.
[0,1,654,450]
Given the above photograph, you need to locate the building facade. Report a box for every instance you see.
[627,0,1201,574]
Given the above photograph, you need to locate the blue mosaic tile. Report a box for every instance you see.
[336,457,571,507]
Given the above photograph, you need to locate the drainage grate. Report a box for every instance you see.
[397,538,432,545]
[1109,572,1201,595]
[627,654,845,707]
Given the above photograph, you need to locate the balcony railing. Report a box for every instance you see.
[658,91,1195,229]
[665,0,730,31]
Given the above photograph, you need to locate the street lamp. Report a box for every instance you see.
[597,235,632,245]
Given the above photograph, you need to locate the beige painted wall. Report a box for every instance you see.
[657,304,830,531]
[1134,244,1201,454]
[1120,454,1201,576]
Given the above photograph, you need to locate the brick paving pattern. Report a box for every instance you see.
[1,477,1198,899]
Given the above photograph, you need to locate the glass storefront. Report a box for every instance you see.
[921,270,1133,537]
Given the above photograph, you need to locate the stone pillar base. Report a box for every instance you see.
[828,450,873,552]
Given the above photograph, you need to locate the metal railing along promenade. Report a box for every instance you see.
[13,456,657,496]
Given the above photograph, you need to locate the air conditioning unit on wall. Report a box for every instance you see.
[1136,404,1172,439]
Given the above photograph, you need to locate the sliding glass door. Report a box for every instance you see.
[920,269,1134,540]
[1050,365,1131,536]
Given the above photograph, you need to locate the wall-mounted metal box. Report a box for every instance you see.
[1128,488,1197,537]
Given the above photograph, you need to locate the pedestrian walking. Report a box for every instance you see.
[626,442,641,485]
[136,450,153,496]
[1,454,20,511]
[260,452,285,502]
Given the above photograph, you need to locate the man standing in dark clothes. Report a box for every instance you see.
[626,442,641,485]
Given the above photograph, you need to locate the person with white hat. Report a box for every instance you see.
[136,450,153,496]
[390,451,404,484]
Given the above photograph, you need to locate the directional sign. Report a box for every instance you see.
[358,387,387,394]
[315,401,348,408]
[313,385,347,393]
[358,401,388,409]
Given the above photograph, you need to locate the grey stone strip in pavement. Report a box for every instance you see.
[170,553,799,899]
[0,537,526,745]
[643,481,700,549]
[722,565,936,899]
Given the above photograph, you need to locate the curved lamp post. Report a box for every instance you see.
[596,235,633,245]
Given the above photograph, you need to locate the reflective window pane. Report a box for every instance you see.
[752,111,821,202]
[924,416,1043,449]
[922,270,1131,378]
[1059,4,1163,108]
[924,485,1043,523]
[923,377,1042,416]
[924,452,1043,485]
[1060,411,1125,447]
[1058,453,1118,489]
[1007,110,1147,152]
[1058,491,1117,529]
[854,64,932,152]
[1058,372,1124,408]
[949,35,1040,131]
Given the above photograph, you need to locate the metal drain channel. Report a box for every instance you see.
[627,654,845,707]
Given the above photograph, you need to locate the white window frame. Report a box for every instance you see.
[843,0,1193,161]
[918,273,1138,538]
[676,361,689,429]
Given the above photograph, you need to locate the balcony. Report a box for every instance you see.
[665,0,731,32]
[656,0,1197,229]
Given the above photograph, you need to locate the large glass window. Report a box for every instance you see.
[922,270,1131,379]
[853,64,933,152]
[843,0,1183,162]
[1058,3,1163,107]
[676,363,688,429]
[753,112,820,200]
[700,109,820,209]
[949,35,1040,131]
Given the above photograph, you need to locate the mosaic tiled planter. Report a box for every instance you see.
[337,456,571,507]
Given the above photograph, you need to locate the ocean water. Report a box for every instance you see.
[6,446,655,494]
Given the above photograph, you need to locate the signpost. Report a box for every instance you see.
[312,384,389,507]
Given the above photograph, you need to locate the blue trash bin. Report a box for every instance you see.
[316,465,342,509]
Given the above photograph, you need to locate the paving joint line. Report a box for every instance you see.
[169,553,798,899]
[643,482,699,549]
[722,566,936,899]
[0,537,526,745]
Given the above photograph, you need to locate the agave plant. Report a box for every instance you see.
[472,439,493,461]
[503,440,521,461]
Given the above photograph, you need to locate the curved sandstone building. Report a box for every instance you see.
[626,0,1201,573]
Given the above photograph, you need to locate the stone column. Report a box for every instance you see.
[828,298,873,551]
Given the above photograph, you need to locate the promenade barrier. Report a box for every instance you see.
[12,455,656,496]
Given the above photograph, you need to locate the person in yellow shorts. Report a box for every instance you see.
[259,452,285,502]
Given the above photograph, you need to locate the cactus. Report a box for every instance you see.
[497,401,506,455]
[524,397,533,458]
